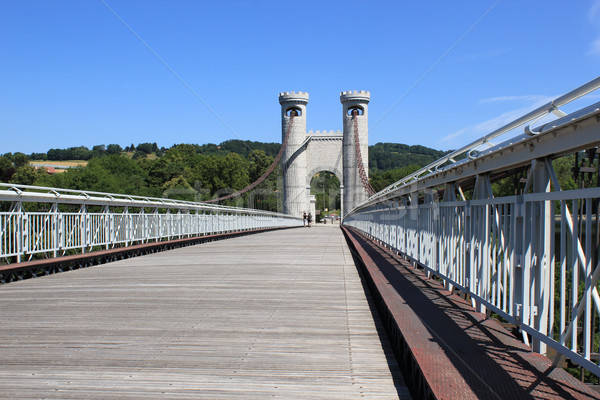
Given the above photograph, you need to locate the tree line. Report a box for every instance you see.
[0,140,473,211]
[16,140,282,162]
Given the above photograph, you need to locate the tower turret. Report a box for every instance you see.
[279,91,309,217]
[341,90,370,216]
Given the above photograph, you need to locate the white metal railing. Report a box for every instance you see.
[368,76,600,203]
[344,76,600,378]
[0,184,302,263]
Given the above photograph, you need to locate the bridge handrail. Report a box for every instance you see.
[0,184,302,264]
[0,183,292,218]
[363,75,600,208]
[343,75,600,379]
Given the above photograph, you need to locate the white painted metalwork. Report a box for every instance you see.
[0,183,302,263]
[344,76,600,377]
[369,76,600,203]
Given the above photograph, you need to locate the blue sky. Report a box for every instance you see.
[1,0,600,154]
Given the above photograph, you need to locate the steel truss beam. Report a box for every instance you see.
[344,76,600,378]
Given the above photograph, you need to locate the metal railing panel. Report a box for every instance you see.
[344,186,600,377]
[0,213,19,258]
[0,186,302,262]
[343,77,600,376]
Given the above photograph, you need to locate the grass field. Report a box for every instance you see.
[30,160,88,167]
[123,152,158,160]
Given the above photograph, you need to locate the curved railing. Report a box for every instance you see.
[0,183,302,263]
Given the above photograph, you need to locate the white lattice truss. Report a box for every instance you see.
[343,76,600,377]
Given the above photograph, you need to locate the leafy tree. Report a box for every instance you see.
[41,154,148,195]
[0,156,16,182]
[219,140,280,158]
[146,148,188,188]
[12,152,29,168]
[370,165,421,192]
[217,153,249,191]
[134,156,154,172]
[172,144,197,158]
[162,175,195,201]
[184,154,219,195]
[29,152,47,160]
[10,165,44,185]
[136,143,155,154]
[248,150,273,182]
[132,150,147,160]
[553,154,578,191]
[106,144,123,155]
[47,148,69,160]
[46,146,93,160]
[368,142,448,171]
[156,146,167,157]
[69,146,94,160]
[197,143,220,154]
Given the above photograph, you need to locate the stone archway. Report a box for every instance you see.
[309,170,341,223]
[279,91,370,218]
[305,135,344,186]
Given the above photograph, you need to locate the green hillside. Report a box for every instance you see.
[1,140,448,210]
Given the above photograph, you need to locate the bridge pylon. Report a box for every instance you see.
[341,90,370,215]
[279,91,309,218]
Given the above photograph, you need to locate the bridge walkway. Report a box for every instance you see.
[0,225,409,399]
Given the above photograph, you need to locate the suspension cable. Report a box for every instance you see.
[353,114,376,196]
[205,115,295,203]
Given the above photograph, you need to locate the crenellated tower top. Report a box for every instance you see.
[279,91,310,105]
[340,90,370,104]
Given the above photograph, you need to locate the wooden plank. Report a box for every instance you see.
[0,227,282,273]
[0,225,409,399]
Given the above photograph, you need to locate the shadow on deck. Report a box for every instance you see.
[342,226,600,400]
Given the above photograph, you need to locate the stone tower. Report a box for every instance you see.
[341,90,370,215]
[279,91,309,218]
[279,90,370,219]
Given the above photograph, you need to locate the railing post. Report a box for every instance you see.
[166,208,171,241]
[154,208,160,241]
[14,202,24,263]
[140,207,146,243]
[51,203,58,258]
[400,195,408,254]
[177,209,182,239]
[441,183,457,292]
[471,174,493,314]
[530,159,553,356]
[512,192,526,343]
[58,207,64,254]
[80,204,86,254]
[124,206,130,247]
[102,205,110,250]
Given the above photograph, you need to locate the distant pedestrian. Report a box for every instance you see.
[303,212,307,227]
[308,213,312,227]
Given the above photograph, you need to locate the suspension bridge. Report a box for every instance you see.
[1,77,600,399]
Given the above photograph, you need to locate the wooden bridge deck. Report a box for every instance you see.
[0,225,409,399]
